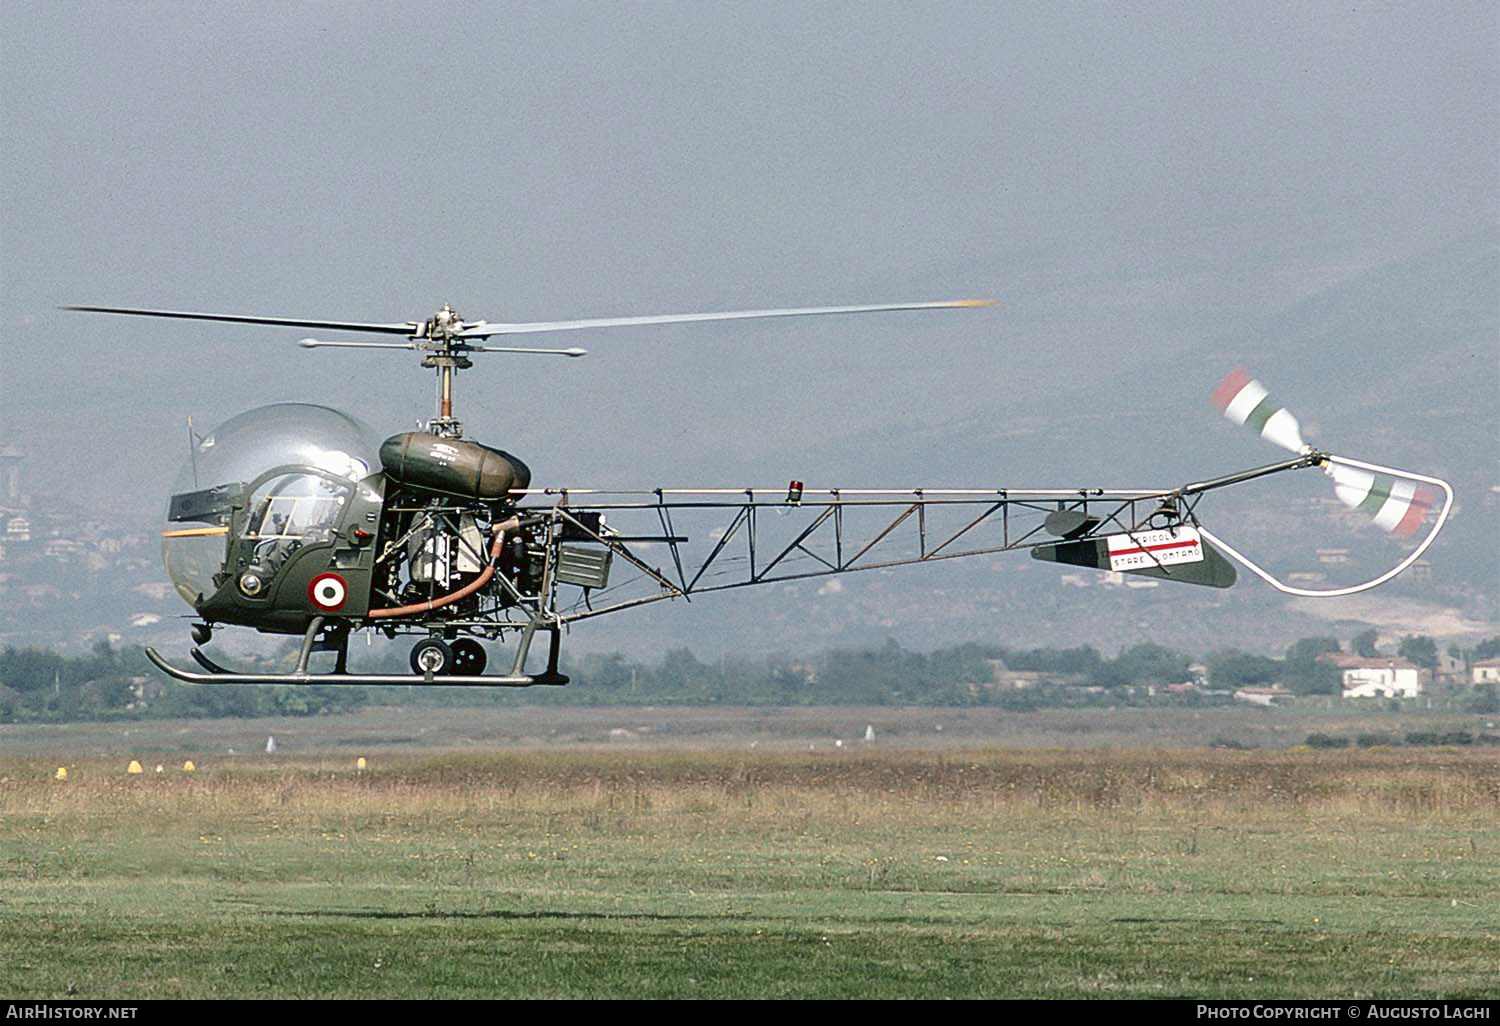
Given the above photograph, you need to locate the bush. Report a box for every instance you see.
[1405,731,1474,747]
[1305,733,1350,749]
[1467,684,1499,714]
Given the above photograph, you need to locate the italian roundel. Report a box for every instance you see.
[308,573,348,611]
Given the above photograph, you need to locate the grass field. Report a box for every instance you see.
[2,711,1498,999]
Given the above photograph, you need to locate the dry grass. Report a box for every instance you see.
[8,747,1497,823]
[2,743,1497,998]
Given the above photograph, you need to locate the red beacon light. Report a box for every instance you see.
[786,480,804,505]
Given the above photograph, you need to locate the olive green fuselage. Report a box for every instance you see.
[189,433,530,634]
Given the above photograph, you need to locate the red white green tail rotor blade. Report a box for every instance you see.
[1211,368,1309,454]
[1327,464,1438,538]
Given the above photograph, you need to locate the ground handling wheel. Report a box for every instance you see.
[409,638,453,676]
[450,638,488,675]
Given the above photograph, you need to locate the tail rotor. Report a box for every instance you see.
[1212,368,1438,538]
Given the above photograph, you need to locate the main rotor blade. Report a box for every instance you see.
[459,299,994,338]
[64,305,418,336]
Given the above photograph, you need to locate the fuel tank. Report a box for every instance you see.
[379,433,532,501]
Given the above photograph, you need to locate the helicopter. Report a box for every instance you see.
[66,301,1452,687]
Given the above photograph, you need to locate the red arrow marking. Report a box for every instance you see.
[1111,539,1200,557]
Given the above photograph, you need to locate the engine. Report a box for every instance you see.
[375,433,541,612]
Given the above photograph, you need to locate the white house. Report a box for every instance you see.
[1473,658,1500,685]
[1331,655,1423,699]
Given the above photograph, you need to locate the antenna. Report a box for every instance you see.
[186,416,199,487]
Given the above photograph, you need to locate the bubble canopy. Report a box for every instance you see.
[162,404,382,607]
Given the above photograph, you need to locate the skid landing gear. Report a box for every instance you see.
[145,619,567,687]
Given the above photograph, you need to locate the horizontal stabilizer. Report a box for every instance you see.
[1031,526,1238,588]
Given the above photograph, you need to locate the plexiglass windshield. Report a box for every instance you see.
[162,404,381,607]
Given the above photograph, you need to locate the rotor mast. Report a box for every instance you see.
[420,304,470,438]
[392,304,588,438]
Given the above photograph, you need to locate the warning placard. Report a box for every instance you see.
[1106,526,1204,572]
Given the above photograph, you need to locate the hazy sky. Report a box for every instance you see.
[2,1,1495,500]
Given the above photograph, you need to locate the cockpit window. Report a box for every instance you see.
[245,472,350,541]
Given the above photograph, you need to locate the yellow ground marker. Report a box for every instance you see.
[54,767,68,781]
[356,757,367,770]
[183,760,196,772]
[126,760,144,775]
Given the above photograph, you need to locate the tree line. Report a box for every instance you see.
[0,640,366,723]
[3,633,1495,722]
